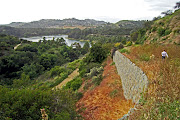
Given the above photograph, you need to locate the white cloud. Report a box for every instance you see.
[0,0,178,24]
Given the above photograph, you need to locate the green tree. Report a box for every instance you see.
[82,41,90,54]
[39,54,57,70]
[85,43,107,63]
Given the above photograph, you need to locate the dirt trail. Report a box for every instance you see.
[77,57,134,120]
[14,43,22,50]
[55,68,79,89]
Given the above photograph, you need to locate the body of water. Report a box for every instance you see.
[21,35,87,47]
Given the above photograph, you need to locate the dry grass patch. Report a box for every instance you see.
[123,44,180,120]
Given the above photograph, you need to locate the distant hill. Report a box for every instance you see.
[6,18,107,28]
[115,20,145,29]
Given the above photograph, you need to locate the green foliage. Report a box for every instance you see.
[92,74,103,86]
[79,62,101,77]
[130,28,147,44]
[158,27,166,37]
[157,27,171,37]
[67,59,81,70]
[139,53,150,61]
[63,76,83,91]
[51,72,69,87]
[0,34,83,85]
[51,89,81,120]
[39,53,58,70]
[119,48,130,54]
[0,86,81,120]
[50,66,66,77]
[86,66,104,86]
[12,73,31,88]
[82,41,90,54]
[109,89,118,98]
[84,43,107,63]
[114,42,124,49]
[55,111,71,120]
[110,62,115,66]
[16,44,38,52]
[130,32,138,42]
[165,29,171,36]
[21,63,44,79]
[151,26,157,32]
[86,66,103,79]
[126,41,132,46]
[0,86,53,120]
[156,100,180,120]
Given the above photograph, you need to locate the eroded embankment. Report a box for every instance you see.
[77,56,134,120]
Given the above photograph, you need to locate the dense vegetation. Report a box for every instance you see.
[0,34,90,85]
[0,32,110,119]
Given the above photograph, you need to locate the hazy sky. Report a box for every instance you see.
[0,0,178,24]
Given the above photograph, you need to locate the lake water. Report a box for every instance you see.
[21,35,87,47]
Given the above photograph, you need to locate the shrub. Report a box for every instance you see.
[159,21,164,26]
[164,29,171,36]
[79,62,101,77]
[86,66,103,79]
[63,77,82,91]
[126,41,132,46]
[158,27,165,37]
[139,54,150,61]
[114,42,124,49]
[151,27,157,32]
[92,74,103,86]
[119,48,130,54]
[50,66,66,77]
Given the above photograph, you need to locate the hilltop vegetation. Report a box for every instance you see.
[130,9,180,45]
[6,18,107,28]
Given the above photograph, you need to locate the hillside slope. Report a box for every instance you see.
[77,56,134,119]
[145,9,180,44]
[122,44,180,119]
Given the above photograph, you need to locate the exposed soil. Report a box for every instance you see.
[55,68,79,89]
[14,43,21,50]
[76,57,134,120]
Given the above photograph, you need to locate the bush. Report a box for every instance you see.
[119,48,130,54]
[50,66,66,77]
[165,29,171,36]
[139,54,150,61]
[126,41,132,46]
[86,66,103,79]
[63,77,82,91]
[151,27,157,32]
[85,43,107,63]
[92,74,103,86]
[79,62,101,77]
[158,27,165,37]
[114,42,124,49]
